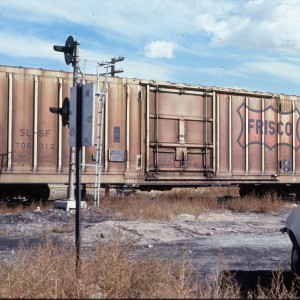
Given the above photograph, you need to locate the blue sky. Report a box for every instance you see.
[1,0,300,95]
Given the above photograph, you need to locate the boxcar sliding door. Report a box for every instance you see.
[144,84,214,179]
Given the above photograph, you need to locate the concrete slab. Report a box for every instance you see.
[52,200,87,211]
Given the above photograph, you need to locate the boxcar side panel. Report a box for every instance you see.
[263,98,278,174]
[12,71,34,172]
[0,67,75,184]
[106,80,126,174]
[295,99,300,173]
[127,81,143,176]
[231,95,246,175]
[38,75,59,170]
[217,94,229,174]
[0,72,8,173]
[248,96,262,175]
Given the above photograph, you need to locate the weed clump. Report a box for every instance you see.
[0,233,207,299]
[0,234,299,299]
[90,189,292,221]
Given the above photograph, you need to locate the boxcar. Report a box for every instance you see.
[1,65,300,200]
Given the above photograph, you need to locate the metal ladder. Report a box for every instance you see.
[82,57,124,206]
[93,64,109,207]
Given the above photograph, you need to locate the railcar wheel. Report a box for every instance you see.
[24,184,50,203]
[239,184,253,197]
[40,184,51,202]
[291,245,300,274]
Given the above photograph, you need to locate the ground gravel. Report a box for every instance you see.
[0,204,295,276]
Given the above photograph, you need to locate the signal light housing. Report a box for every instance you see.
[53,35,75,65]
[49,97,70,127]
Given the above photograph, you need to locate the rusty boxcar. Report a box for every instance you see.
[1,65,300,200]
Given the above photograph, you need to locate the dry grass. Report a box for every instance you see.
[253,269,300,299]
[0,200,52,214]
[85,189,292,221]
[99,192,216,220]
[0,188,298,299]
[52,224,75,234]
[0,187,291,219]
[223,192,292,214]
[0,232,205,299]
[0,233,299,299]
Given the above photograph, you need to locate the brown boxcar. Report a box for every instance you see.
[1,65,300,200]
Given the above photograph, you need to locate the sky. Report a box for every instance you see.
[1,0,300,95]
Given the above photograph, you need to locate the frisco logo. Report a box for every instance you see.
[237,103,300,150]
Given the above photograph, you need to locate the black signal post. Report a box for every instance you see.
[75,83,82,275]
[51,35,82,276]
[52,35,80,201]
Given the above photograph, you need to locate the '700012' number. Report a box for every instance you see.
[15,142,55,149]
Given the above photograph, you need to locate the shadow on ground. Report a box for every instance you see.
[0,236,63,260]
[220,270,299,298]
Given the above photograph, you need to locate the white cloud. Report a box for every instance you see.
[144,41,177,59]
[2,0,300,53]
[191,0,300,51]
[244,61,300,84]
[124,59,173,81]
[0,0,300,95]
[0,32,58,60]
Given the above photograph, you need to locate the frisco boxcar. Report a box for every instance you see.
[1,65,300,201]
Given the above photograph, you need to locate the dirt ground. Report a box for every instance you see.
[1,185,299,296]
[0,200,294,276]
